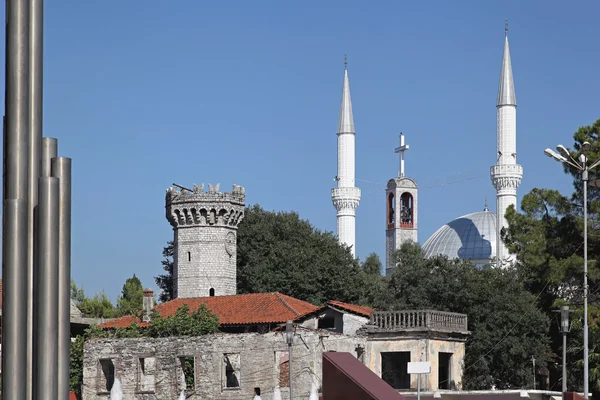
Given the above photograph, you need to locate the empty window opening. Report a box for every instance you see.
[399,193,414,228]
[318,317,335,330]
[387,193,395,227]
[178,356,195,391]
[254,387,261,396]
[99,359,115,393]
[277,352,290,388]
[438,352,452,390]
[381,352,411,389]
[223,353,240,388]
[188,251,191,262]
[209,288,215,297]
[137,357,156,393]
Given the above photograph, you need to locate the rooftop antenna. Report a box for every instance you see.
[172,183,193,193]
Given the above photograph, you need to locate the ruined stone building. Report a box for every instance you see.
[84,294,469,399]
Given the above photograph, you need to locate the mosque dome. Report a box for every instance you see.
[422,208,507,268]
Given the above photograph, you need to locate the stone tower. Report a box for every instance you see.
[166,183,245,298]
[385,134,418,275]
[331,56,361,256]
[490,22,522,267]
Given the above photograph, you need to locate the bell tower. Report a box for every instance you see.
[385,134,418,275]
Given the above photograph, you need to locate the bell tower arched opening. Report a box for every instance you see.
[387,193,395,229]
[400,193,414,228]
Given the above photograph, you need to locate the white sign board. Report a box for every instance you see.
[407,361,431,374]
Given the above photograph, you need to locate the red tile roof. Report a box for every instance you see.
[100,292,319,329]
[327,300,374,318]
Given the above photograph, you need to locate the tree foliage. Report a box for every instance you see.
[155,240,174,303]
[387,243,552,389]
[71,281,116,319]
[236,204,364,305]
[504,118,600,393]
[69,304,219,398]
[115,274,144,317]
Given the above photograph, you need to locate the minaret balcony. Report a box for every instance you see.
[331,187,361,201]
[490,164,523,178]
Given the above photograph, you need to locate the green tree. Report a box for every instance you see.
[69,304,219,398]
[116,274,144,317]
[358,253,389,308]
[236,204,363,305]
[387,242,552,389]
[71,281,116,319]
[155,240,174,303]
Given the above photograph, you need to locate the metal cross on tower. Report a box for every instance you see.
[394,133,409,177]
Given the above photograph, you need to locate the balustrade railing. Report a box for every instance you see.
[369,310,468,332]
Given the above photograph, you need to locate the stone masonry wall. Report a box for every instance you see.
[166,184,245,298]
[82,331,363,400]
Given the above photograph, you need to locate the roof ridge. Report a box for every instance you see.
[274,292,301,317]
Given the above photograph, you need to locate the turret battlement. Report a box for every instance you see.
[166,183,245,229]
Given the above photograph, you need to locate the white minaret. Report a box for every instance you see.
[332,56,361,256]
[490,21,523,267]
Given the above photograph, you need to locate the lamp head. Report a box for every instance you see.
[544,148,567,163]
[583,141,591,156]
[556,145,571,159]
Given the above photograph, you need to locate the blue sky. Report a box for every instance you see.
[1,1,599,302]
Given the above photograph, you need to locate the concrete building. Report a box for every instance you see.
[165,183,245,298]
[331,58,361,257]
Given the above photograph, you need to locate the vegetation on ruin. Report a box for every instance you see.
[69,303,219,397]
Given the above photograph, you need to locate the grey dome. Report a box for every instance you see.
[422,210,507,266]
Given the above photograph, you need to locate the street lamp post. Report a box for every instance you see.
[286,320,294,400]
[554,305,574,393]
[545,142,600,398]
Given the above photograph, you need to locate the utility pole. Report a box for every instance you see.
[286,320,294,400]
[532,355,536,390]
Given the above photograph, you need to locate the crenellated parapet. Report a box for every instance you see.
[166,183,246,229]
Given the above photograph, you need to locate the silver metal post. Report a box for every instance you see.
[52,157,72,400]
[417,373,421,400]
[563,333,567,393]
[42,137,57,177]
[33,177,60,400]
[583,168,589,398]
[27,0,44,397]
[289,342,293,400]
[532,355,536,389]
[3,0,31,398]
[2,200,29,400]
[286,320,294,400]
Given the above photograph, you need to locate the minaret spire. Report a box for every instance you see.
[491,23,523,267]
[497,21,516,107]
[332,56,361,257]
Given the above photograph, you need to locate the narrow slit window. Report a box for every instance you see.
[188,251,191,262]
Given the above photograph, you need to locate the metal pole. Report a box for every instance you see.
[27,0,44,396]
[563,333,567,393]
[288,341,293,400]
[2,200,29,400]
[52,157,72,400]
[583,168,589,398]
[33,176,60,400]
[417,373,421,400]
[41,137,57,177]
[3,0,31,398]
[532,355,536,390]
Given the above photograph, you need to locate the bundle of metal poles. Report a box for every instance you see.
[2,0,73,399]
